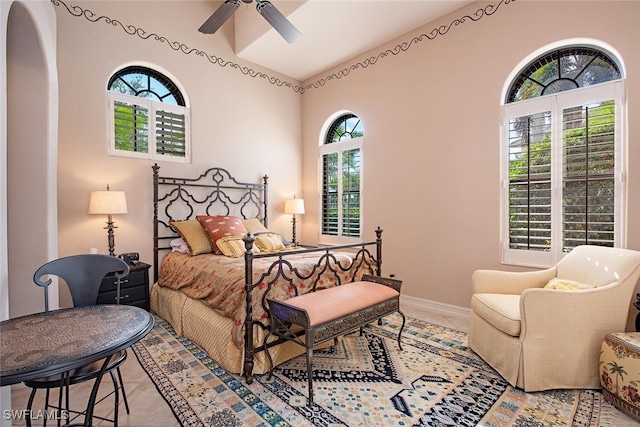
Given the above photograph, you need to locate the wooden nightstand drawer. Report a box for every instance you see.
[97,285,147,305]
[98,261,151,311]
[100,269,146,292]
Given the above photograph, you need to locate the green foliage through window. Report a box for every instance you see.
[108,66,188,161]
[507,100,616,252]
[503,46,622,265]
[321,114,363,238]
[507,47,620,103]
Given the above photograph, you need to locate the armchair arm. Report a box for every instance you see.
[472,267,556,295]
[520,282,628,337]
[518,282,629,390]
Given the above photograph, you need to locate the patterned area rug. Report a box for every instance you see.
[132,315,614,426]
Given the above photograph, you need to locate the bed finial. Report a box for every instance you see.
[262,175,269,228]
[375,226,383,276]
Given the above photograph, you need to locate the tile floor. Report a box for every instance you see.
[8,306,639,426]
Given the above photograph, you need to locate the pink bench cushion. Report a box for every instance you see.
[283,281,399,326]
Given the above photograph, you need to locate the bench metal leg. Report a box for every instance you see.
[264,329,275,379]
[305,332,315,405]
[397,310,406,351]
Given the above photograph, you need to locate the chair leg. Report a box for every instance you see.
[109,370,120,427]
[63,373,71,427]
[116,366,130,414]
[26,388,37,427]
[45,387,52,427]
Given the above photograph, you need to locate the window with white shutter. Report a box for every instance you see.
[502,46,624,267]
[107,66,190,163]
[320,113,363,244]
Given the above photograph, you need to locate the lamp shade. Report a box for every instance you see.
[284,198,305,215]
[88,190,128,215]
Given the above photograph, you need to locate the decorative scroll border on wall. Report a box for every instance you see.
[51,0,513,94]
[304,0,513,93]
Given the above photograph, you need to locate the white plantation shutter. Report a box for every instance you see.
[561,101,616,249]
[320,113,363,244]
[113,99,149,155]
[502,81,624,267]
[507,109,552,253]
[321,146,361,239]
[154,105,188,159]
[109,92,189,162]
[321,152,339,236]
[342,148,361,237]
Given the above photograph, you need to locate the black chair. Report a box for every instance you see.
[25,254,131,427]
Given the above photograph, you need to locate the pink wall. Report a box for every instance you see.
[300,0,640,317]
[50,0,640,321]
[54,1,303,300]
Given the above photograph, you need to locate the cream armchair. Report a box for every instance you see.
[469,245,640,392]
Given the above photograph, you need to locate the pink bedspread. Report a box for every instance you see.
[158,251,372,346]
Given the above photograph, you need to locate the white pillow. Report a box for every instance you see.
[170,238,190,254]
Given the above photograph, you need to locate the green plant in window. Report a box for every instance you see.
[113,101,148,153]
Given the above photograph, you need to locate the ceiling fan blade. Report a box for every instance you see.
[256,0,302,43]
[198,0,241,34]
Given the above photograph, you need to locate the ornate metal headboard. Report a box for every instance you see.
[152,164,269,282]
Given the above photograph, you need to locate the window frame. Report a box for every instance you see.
[107,92,191,163]
[107,67,190,163]
[501,80,625,267]
[318,118,364,246]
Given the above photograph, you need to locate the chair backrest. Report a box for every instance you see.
[556,245,640,289]
[33,254,130,311]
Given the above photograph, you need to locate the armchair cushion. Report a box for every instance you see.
[543,278,596,290]
[471,294,521,336]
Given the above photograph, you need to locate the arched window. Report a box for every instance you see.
[502,45,624,266]
[319,113,363,242]
[107,66,190,162]
[506,47,621,103]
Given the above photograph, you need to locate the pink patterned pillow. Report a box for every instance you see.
[196,215,247,255]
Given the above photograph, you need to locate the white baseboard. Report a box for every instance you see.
[400,294,471,321]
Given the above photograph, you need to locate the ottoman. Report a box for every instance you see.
[599,332,640,422]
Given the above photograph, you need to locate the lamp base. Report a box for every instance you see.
[104,214,118,257]
[291,215,298,246]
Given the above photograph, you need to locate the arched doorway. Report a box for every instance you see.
[5,0,58,318]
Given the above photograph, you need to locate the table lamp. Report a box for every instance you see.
[89,185,127,256]
[284,197,305,246]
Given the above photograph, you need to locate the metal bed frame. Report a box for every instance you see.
[152,163,383,381]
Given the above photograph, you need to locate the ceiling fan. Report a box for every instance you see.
[198,0,302,43]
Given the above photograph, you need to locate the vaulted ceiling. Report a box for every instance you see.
[199,0,475,81]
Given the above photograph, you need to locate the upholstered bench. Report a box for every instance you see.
[265,274,405,404]
[599,332,640,422]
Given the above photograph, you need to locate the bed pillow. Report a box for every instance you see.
[242,218,290,246]
[216,236,260,258]
[544,277,596,291]
[197,215,247,255]
[169,220,213,255]
[242,218,269,234]
[255,232,286,252]
[170,238,190,254]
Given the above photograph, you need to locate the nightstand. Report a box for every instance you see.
[97,261,151,311]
